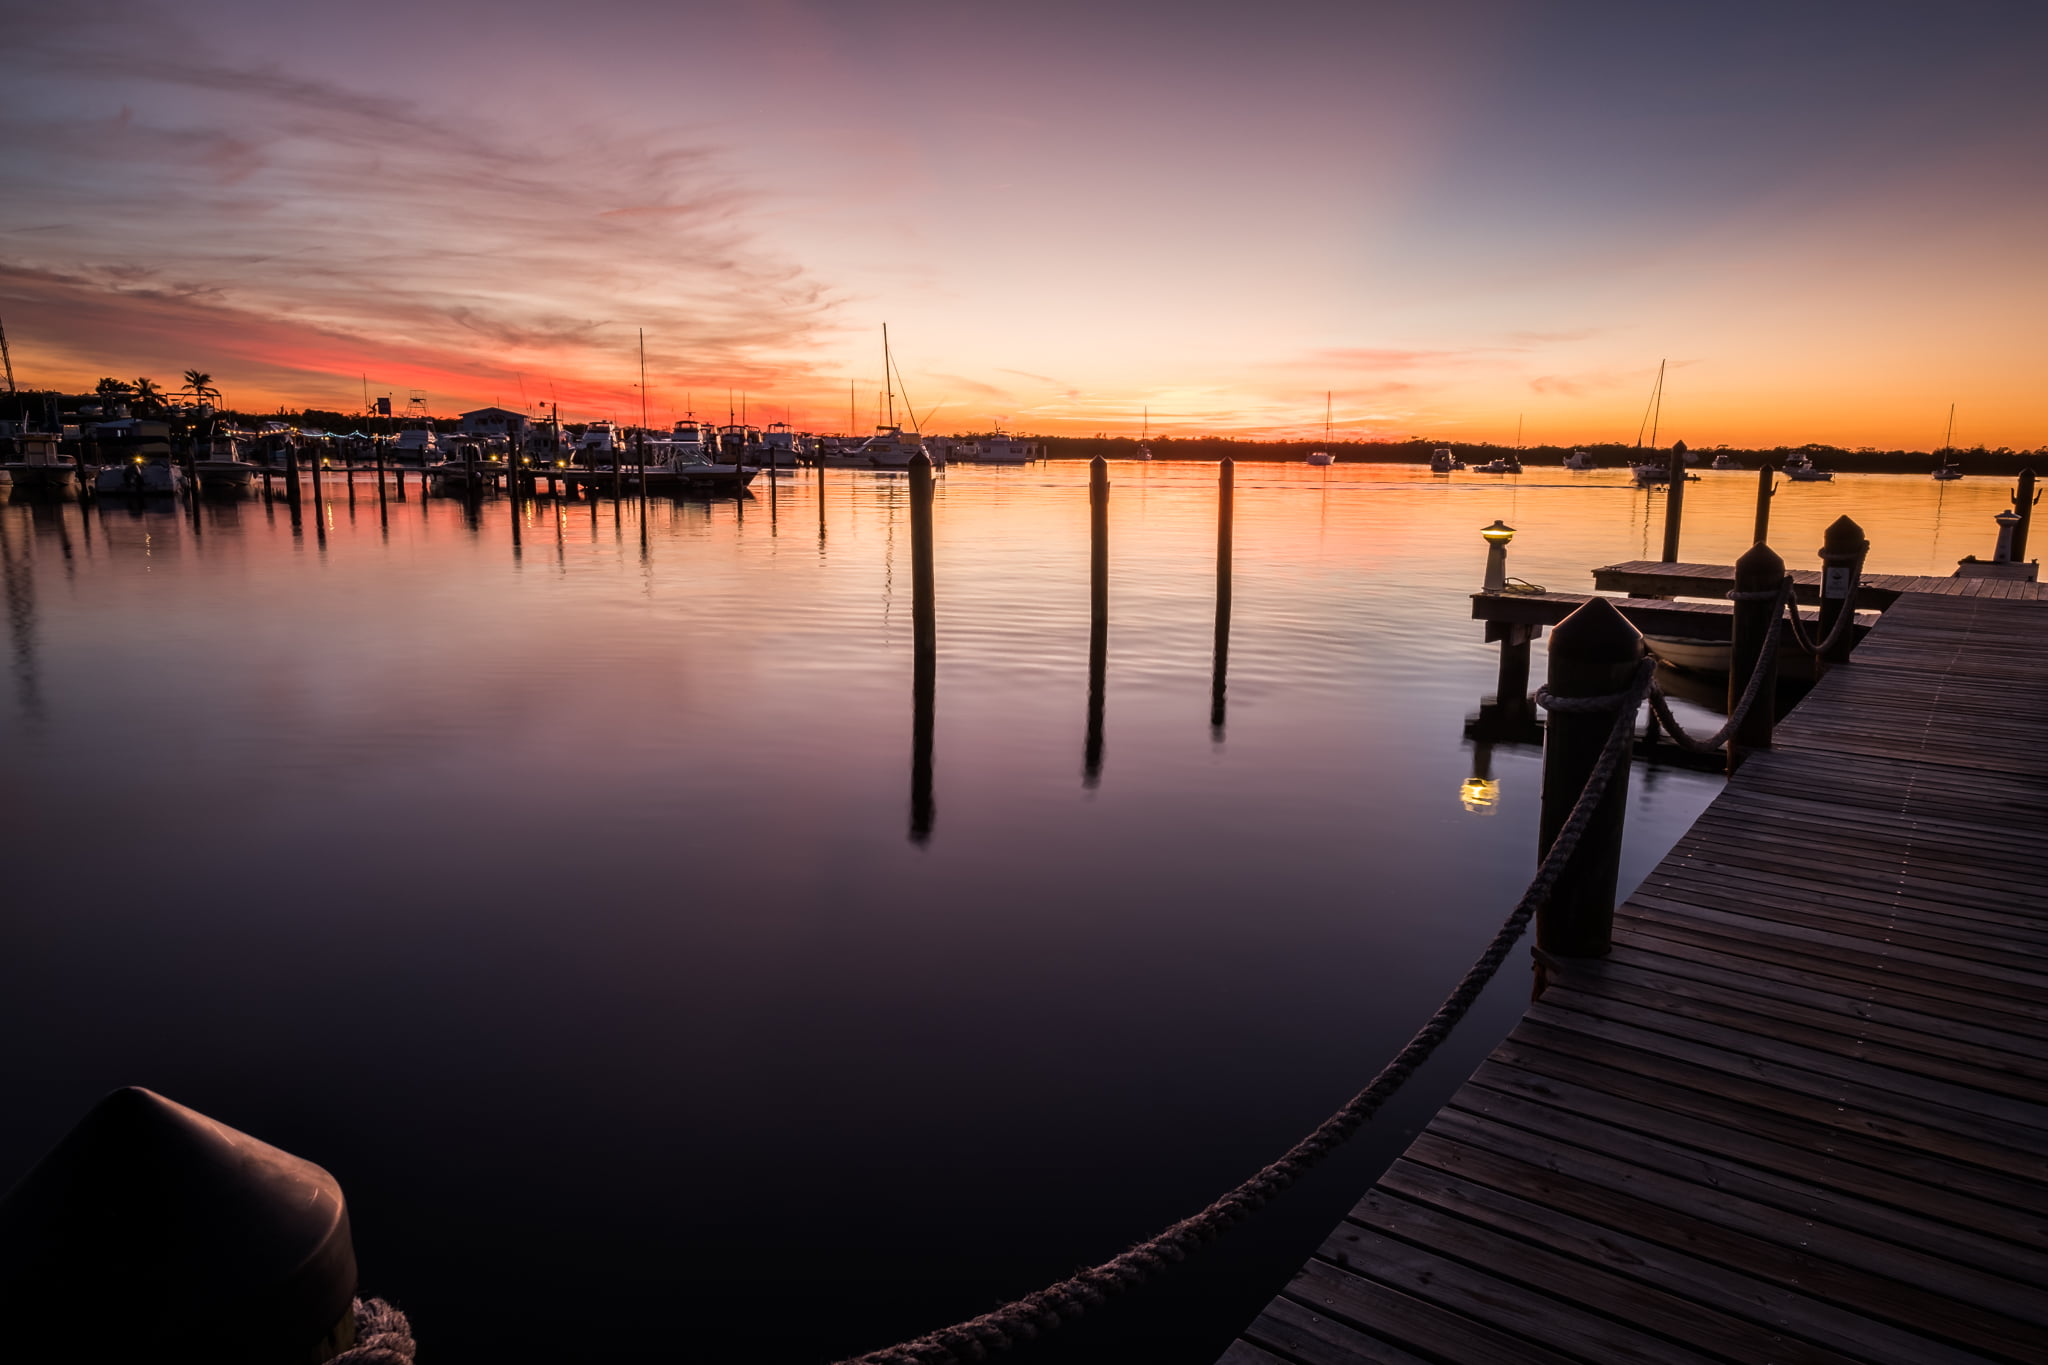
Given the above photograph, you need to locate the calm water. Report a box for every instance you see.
[0,464,2004,1362]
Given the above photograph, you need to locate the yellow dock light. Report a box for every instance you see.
[1481,520,1516,592]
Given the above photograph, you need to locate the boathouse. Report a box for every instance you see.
[457,406,529,440]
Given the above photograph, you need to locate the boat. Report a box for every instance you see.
[192,429,262,493]
[1564,449,1596,471]
[959,431,1037,463]
[859,424,927,468]
[760,421,802,472]
[1306,393,1334,465]
[1429,448,1461,473]
[813,435,875,467]
[1473,455,1522,474]
[1932,404,1963,479]
[93,454,185,496]
[4,427,79,494]
[1631,461,1670,485]
[1711,452,1742,470]
[1782,450,1833,482]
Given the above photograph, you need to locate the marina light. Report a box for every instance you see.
[1481,521,1515,592]
[1481,520,1515,544]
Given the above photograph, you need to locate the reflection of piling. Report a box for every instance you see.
[1210,458,1233,736]
[1085,456,1108,784]
[1817,515,1868,666]
[2013,468,2037,562]
[817,460,827,541]
[1727,542,1783,768]
[1753,461,1775,544]
[1660,443,1686,562]
[909,452,936,842]
[1537,597,1644,958]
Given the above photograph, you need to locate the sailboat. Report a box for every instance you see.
[1933,404,1964,480]
[1306,393,1334,465]
[1136,407,1153,461]
[859,324,931,469]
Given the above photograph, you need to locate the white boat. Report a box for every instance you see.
[1631,462,1670,485]
[860,424,928,468]
[1564,449,1596,471]
[1306,392,1334,465]
[813,436,875,467]
[577,421,620,461]
[760,421,802,471]
[1782,451,1832,482]
[6,428,79,494]
[94,456,185,495]
[1933,463,1964,481]
[1711,453,1742,470]
[960,432,1037,463]
[1473,456,1522,474]
[1429,448,1461,473]
[391,425,438,464]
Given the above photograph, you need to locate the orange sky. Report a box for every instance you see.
[3,1,2044,449]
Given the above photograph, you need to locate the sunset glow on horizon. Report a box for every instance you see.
[4,0,2044,448]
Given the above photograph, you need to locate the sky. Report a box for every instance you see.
[2,0,2044,447]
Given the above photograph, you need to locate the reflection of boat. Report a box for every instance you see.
[1306,393,1334,465]
[1429,448,1461,473]
[1564,449,1596,471]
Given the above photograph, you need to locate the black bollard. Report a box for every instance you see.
[2013,468,2037,563]
[0,1087,361,1363]
[1660,440,1687,562]
[909,451,936,842]
[1816,515,1868,666]
[1085,456,1108,784]
[1210,458,1233,737]
[1537,597,1645,959]
[1753,460,1775,546]
[1727,541,1784,768]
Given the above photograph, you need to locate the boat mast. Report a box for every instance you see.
[0,315,16,394]
[1941,403,1956,458]
[1325,391,1332,443]
[1649,360,1665,448]
[639,330,649,433]
[883,323,896,426]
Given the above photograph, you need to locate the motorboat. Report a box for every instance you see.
[390,425,438,465]
[94,455,185,496]
[5,428,79,494]
[1564,450,1596,471]
[1429,448,1461,473]
[759,421,803,472]
[1782,451,1833,482]
[1632,462,1670,485]
[1473,455,1522,474]
[813,436,875,467]
[1933,460,1964,481]
[860,424,930,469]
[1711,453,1742,470]
[192,431,262,493]
[968,434,1036,463]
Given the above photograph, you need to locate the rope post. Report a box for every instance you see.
[0,1088,360,1362]
[1817,515,1868,666]
[1753,460,1775,545]
[1538,597,1645,958]
[909,450,936,843]
[1727,542,1784,769]
[1661,441,1687,562]
[2013,468,2037,562]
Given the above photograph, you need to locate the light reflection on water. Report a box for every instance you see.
[0,465,2003,1362]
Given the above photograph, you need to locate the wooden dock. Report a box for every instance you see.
[1472,589,1877,644]
[1591,559,2048,608]
[1227,591,2048,1365]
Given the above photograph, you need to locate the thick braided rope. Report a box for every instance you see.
[834,660,1656,1365]
[331,1299,416,1364]
[1643,580,1791,754]
[1782,569,1863,657]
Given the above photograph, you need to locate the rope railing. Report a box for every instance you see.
[832,658,1657,1365]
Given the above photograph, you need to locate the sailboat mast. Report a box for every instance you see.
[883,324,895,425]
[638,330,648,432]
[0,315,16,394]
[1649,359,1666,448]
[1942,403,1956,455]
[1325,391,1332,442]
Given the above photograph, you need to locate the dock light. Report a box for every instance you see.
[1994,508,2023,562]
[1481,520,1516,592]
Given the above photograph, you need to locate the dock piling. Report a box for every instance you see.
[1727,541,1785,767]
[1211,458,1233,736]
[1660,441,1687,562]
[1537,597,1645,958]
[1753,460,1775,545]
[909,451,936,842]
[1086,455,1108,784]
[1817,515,1869,665]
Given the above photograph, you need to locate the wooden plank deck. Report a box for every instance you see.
[1592,560,2047,608]
[1228,593,2048,1365]
[1471,589,1877,643]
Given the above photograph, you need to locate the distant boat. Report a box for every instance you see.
[1429,447,1461,473]
[1711,452,1742,470]
[959,431,1036,463]
[1473,456,1521,474]
[864,324,932,468]
[1932,403,1963,479]
[1136,407,1153,461]
[1782,451,1833,482]
[1564,449,1596,471]
[1306,393,1334,466]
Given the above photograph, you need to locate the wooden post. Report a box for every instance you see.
[1817,515,1868,666]
[1753,460,1775,545]
[1727,541,1783,768]
[1085,455,1108,784]
[308,443,323,509]
[2012,468,2037,563]
[1537,597,1645,959]
[375,441,387,500]
[611,439,622,500]
[1660,441,1687,562]
[283,440,301,508]
[1497,625,1533,705]
[1211,458,1233,737]
[909,451,936,842]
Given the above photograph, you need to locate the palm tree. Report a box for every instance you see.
[131,377,165,414]
[181,369,221,408]
[94,377,133,408]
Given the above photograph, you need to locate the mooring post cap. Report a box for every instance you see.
[1735,541,1786,583]
[1547,597,1646,693]
[1820,514,1869,558]
[0,1087,357,1362]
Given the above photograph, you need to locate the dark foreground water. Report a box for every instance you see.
[0,464,2003,1362]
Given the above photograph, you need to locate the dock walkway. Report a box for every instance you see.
[1592,559,2047,607]
[1227,592,2048,1365]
